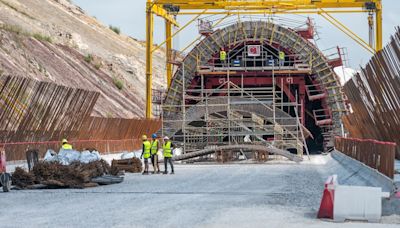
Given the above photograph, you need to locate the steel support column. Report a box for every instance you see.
[375,4,383,51]
[146,1,154,118]
[166,20,173,87]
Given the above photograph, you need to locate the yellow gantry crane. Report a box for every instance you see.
[145,0,382,118]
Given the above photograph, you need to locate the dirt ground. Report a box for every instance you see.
[1,155,399,228]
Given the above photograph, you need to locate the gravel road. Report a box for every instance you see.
[1,155,399,228]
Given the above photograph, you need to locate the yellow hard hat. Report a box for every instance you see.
[62,139,68,144]
[142,135,147,140]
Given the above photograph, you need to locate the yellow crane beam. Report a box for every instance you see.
[150,2,179,26]
[177,9,369,15]
[152,0,380,10]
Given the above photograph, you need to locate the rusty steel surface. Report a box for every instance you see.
[0,75,99,142]
[0,76,161,161]
[343,27,400,159]
[335,137,395,179]
[78,117,161,140]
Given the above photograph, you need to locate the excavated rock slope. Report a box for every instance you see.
[0,0,166,118]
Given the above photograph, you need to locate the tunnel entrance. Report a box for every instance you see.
[162,21,346,156]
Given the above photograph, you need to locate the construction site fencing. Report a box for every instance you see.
[335,137,395,179]
[1,117,161,161]
[0,75,162,161]
[342,27,400,159]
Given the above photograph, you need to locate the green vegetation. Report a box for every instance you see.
[0,25,53,44]
[84,54,93,63]
[109,25,121,35]
[94,62,102,70]
[113,78,124,90]
[0,24,25,35]
[33,33,52,43]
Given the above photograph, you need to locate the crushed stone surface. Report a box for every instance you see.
[1,155,399,227]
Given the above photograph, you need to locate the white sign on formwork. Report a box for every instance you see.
[247,45,261,56]
[333,185,390,223]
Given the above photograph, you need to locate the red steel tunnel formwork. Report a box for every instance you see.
[162,21,347,154]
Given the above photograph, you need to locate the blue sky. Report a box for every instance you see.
[72,0,399,69]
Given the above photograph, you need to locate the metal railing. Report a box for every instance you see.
[335,136,396,179]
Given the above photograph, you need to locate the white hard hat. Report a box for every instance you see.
[164,136,169,140]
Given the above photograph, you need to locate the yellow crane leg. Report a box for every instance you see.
[165,20,173,87]
[375,7,383,51]
[146,3,154,118]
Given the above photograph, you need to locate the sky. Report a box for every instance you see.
[72,0,399,70]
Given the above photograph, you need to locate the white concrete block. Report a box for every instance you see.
[334,185,389,222]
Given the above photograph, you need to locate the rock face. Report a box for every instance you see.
[0,0,167,118]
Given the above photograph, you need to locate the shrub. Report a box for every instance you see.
[33,33,52,43]
[94,62,102,70]
[109,25,120,35]
[84,54,93,63]
[113,78,124,90]
[0,24,23,35]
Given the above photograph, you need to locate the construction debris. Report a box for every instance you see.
[11,160,121,189]
[111,158,142,173]
[11,167,35,188]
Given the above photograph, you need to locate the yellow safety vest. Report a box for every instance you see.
[279,51,285,60]
[143,140,151,159]
[163,141,172,158]
[62,144,73,150]
[151,140,159,155]
[220,51,226,61]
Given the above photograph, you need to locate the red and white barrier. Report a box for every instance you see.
[318,174,390,222]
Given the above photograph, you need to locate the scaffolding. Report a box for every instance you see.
[161,59,310,158]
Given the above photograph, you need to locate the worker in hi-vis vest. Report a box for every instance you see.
[162,136,174,174]
[140,135,151,175]
[150,133,161,174]
[278,51,285,67]
[220,48,227,67]
[61,139,73,150]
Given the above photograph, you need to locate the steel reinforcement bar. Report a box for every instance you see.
[0,76,162,161]
[342,27,400,159]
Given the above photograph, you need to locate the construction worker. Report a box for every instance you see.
[61,139,73,150]
[140,135,151,175]
[220,48,227,67]
[163,136,174,174]
[278,50,285,67]
[150,133,160,174]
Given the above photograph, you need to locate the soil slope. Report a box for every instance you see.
[0,0,166,118]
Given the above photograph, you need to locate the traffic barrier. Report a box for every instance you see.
[318,174,390,222]
[317,175,337,219]
[333,185,390,222]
